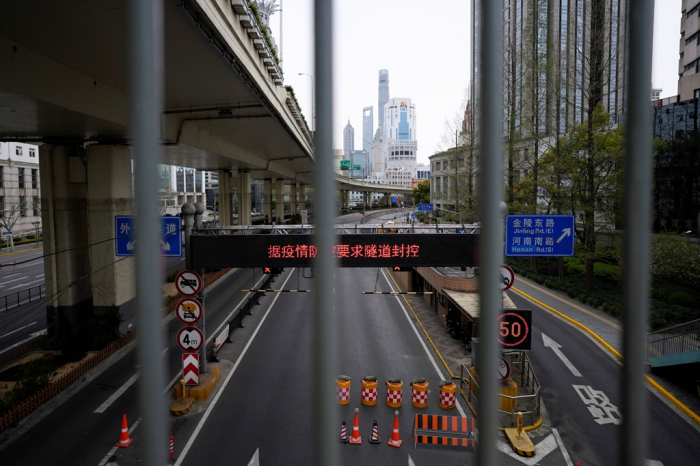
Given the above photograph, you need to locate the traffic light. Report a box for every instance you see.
[392,267,412,272]
[262,267,283,275]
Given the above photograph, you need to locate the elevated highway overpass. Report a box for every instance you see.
[0,0,411,333]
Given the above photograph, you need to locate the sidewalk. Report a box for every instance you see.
[510,273,700,426]
[0,242,43,258]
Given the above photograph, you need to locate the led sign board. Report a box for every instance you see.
[190,234,478,268]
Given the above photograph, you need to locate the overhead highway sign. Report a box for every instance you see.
[505,215,575,257]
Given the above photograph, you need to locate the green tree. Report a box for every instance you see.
[412,180,430,205]
[535,103,624,290]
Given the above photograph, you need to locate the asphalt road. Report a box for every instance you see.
[507,288,700,465]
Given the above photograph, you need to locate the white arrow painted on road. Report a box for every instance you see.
[247,448,259,466]
[556,228,571,243]
[542,333,582,377]
[496,434,559,465]
[160,239,171,251]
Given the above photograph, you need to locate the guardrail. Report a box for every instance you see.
[647,318,700,358]
[0,284,45,312]
[459,350,541,427]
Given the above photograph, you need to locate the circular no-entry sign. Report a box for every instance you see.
[177,326,204,352]
[176,298,203,325]
[497,356,511,382]
[175,270,202,297]
[499,265,515,292]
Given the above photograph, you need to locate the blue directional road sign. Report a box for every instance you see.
[115,215,182,257]
[411,213,417,219]
[505,215,575,257]
[417,203,434,211]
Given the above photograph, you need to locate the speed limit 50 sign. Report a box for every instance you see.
[498,309,532,350]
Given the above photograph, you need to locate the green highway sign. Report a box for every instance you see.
[352,165,361,171]
[340,160,351,170]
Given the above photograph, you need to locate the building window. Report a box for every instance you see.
[29,148,36,157]
[31,169,37,189]
[19,196,26,217]
[33,199,40,217]
[18,167,25,189]
[15,147,22,157]
[0,166,3,188]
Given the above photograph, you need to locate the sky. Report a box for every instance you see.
[268,0,682,166]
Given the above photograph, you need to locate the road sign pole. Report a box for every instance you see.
[182,204,195,269]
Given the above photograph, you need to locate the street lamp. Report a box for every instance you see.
[298,72,314,132]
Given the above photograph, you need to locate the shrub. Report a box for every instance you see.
[591,298,601,308]
[651,234,700,288]
[567,287,577,298]
[668,292,696,309]
[602,302,610,312]
[537,267,550,276]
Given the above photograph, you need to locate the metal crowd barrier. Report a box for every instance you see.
[0,284,45,312]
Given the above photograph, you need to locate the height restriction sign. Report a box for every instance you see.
[175,270,202,297]
[177,327,204,352]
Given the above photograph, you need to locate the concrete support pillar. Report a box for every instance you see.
[237,172,252,226]
[341,190,349,210]
[218,170,232,226]
[86,145,136,326]
[274,179,285,224]
[290,184,298,217]
[40,145,92,333]
[299,185,307,209]
[263,179,272,223]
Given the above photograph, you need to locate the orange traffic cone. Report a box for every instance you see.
[338,420,349,443]
[349,408,362,444]
[115,414,133,448]
[387,410,402,448]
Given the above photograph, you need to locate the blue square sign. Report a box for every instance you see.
[418,203,434,211]
[505,215,575,257]
[115,215,182,257]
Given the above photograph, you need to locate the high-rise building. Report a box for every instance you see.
[343,120,354,157]
[678,1,700,100]
[471,0,629,134]
[350,149,370,178]
[333,149,345,175]
[371,126,384,176]
[362,106,373,159]
[378,70,390,125]
[382,98,417,187]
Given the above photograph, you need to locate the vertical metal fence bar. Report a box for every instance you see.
[128,1,167,465]
[313,0,338,464]
[477,0,503,464]
[621,1,654,464]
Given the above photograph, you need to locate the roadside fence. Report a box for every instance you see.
[0,284,45,313]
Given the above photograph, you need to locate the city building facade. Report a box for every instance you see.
[678,1,700,100]
[378,69,390,124]
[343,120,354,157]
[0,142,42,236]
[157,164,207,214]
[362,106,373,157]
[383,97,417,186]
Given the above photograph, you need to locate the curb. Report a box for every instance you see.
[0,247,43,259]
[511,285,700,427]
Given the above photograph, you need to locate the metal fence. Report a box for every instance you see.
[0,284,45,312]
[647,319,700,358]
[460,351,542,428]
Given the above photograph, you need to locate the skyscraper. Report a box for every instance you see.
[382,98,417,187]
[378,70,390,125]
[362,106,373,158]
[343,120,354,157]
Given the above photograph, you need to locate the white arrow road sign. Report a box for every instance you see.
[160,239,171,251]
[557,228,572,243]
[247,448,259,466]
[127,240,136,251]
[542,333,582,377]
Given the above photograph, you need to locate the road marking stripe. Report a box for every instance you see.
[0,322,37,339]
[8,279,44,290]
[381,268,467,418]
[93,373,140,413]
[0,276,29,286]
[0,329,46,355]
[35,274,44,277]
[174,269,295,466]
[96,417,141,466]
[552,427,574,466]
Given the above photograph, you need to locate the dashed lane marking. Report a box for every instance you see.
[0,322,37,339]
[93,373,140,413]
[8,278,44,290]
[247,448,259,466]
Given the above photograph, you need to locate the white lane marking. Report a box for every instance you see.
[645,461,664,465]
[180,258,186,261]
[381,269,466,418]
[247,448,260,466]
[496,433,558,464]
[35,274,44,277]
[174,269,295,466]
[0,276,29,286]
[206,275,266,345]
[162,348,168,358]
[0,330,46,355]
[93,373,140,413]
[97,417,142,466]
[408,455,416,466]
[542,333,582,377]
[8,279,44,290]
[1,273,21,278]
[552,427,574,466]
[0,322,37,339]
